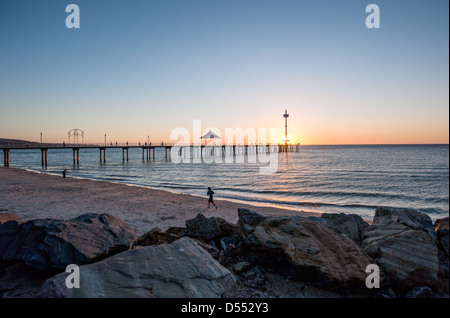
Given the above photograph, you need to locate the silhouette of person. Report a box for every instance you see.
[207,187,217,209]
[62,169,68,178]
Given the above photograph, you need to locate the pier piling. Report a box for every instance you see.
[41,149,48,166]
[72,148,79,165]
[122,147,129,161]
[99,148,106,163]
[3,149,10,167]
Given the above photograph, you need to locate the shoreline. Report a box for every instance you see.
[23,167,325,215]
[0,167,327,235]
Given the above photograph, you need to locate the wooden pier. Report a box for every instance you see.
[0,143,300,168]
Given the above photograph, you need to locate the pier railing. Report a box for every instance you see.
[0,142,299,148]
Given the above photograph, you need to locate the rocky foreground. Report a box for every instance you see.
[0,208,448,298]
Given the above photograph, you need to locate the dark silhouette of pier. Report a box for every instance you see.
[0,142,299,167]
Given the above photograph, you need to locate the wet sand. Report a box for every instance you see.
[0,167,323,235]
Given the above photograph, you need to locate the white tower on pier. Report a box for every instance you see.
[283,109,289,147]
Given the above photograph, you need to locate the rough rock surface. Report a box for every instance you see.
[234,261,252,274]
[135,227,178,247]
[0,213,22,225]
[0,260,51,298]
[367,207,436,240]
[182,213,238,242]
[434,217,449,259]
[434,217,449,278]
[362,207,440,290]
[404,286,433,298]
[321,213,369,244]
[245,216,374,287]
[0,213,136,273]
[38,237,237,298]
[237,208,267,236]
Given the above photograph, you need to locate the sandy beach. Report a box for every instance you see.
[1,166,448,299]
[0,167,322,235]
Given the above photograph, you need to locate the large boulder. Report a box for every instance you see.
[321,213,369,245]
[361,207,440,290]
[245,216,374,287]
[38,237,237,298]
[182,214,238,242]
[0,213,136,273]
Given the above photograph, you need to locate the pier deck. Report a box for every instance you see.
[0,143,300,167]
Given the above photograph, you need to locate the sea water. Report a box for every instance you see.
[1,144,448,220]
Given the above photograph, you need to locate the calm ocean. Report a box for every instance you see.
[1,144,448,220]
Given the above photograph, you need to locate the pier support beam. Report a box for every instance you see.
[142,147,153,161]
[99,148,106,163]
[3,149,10,167]
[122,147,129,161]
[41,149,48,166]
[164,147,170,160]
[72,148,79,165]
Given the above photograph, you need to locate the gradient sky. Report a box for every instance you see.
[0,0,448,145]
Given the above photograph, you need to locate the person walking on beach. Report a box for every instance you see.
[62,169,68,178]
[207,187,217,209]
